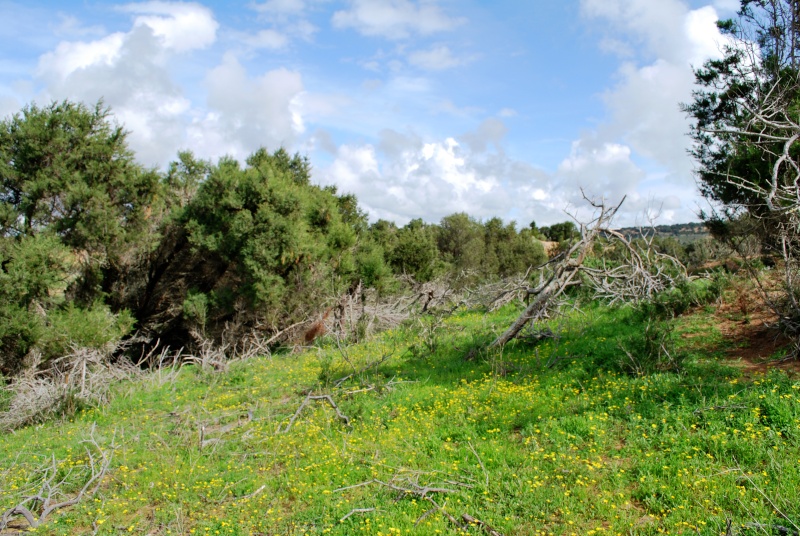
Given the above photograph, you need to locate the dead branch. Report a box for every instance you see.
[467,441,489,488]
[490,195,625,347]
[424,497,466,530]
[462,513,505,536]
[332,478,455,497]
[0,432,112,531]
[279,393,351,433]
[339,507,376,523]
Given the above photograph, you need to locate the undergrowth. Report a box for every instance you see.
[0,299,798,535]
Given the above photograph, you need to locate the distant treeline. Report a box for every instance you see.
[615,222,708,241]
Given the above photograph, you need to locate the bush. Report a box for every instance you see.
[618,319,684,376]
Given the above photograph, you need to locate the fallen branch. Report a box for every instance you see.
[425,497,466,530]
[462,513,504,536]
[490,194,624,348]
[332,478,454,497]
[0,433,112,531]
[279,393,351,433]
[468,441,489,488]
[339,507,376,523]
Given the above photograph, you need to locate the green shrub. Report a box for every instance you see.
[38,302,135,361]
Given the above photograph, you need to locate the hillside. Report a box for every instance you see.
[615,222,709,243]
[1,286,799,535]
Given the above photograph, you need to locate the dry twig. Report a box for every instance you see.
[279,393,351,433]
[0,431,113,530]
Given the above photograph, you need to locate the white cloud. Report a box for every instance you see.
[244,28,289,49]
[459,118,507,153]
[37,33,126,82]
[120,1,218,52]
[36,23,191,165]
[251,0,307,15]
[54,14,106,38]
[197,53,305,158]
[571,0,732,223]
[332,0,465,40]
[322,126,557,225]
[407,45,467,71]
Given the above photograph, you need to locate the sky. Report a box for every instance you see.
[0,0,743,227]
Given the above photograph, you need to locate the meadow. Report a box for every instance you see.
[1,296,799,535]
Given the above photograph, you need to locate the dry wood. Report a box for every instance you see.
[490,194,624,348]
[462,513,505,536]
[467,441,489,488]
[0,434,112,531]
[279,393,351,433]
[339,507,376,522]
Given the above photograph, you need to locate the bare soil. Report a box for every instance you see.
[707,295,800,376]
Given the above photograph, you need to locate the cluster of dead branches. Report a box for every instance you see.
[0,430,112,531]
[490,194,688,348]
[334,471,503,535]
[0,346,140,431]
[584,227,688,306]
[699,69,800,340]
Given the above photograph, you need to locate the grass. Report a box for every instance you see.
[1,300,799,535]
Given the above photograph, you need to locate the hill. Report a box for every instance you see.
[1,281,798,535]
[615,222,709,243]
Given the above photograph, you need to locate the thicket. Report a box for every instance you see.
[0,100,552,378]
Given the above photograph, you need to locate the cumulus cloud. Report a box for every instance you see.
[36,22,191,166]
[33,2,219,165]
[120,1,218,52]
[31,1,315,168]
[321,122,561,225]
[194,53,305,159]
[332,0,465,40]
[570,0,731,223]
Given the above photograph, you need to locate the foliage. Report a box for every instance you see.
[0,102,149,375]
[125,148,369,344]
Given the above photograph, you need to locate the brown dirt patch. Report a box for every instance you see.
[707,296,800,376]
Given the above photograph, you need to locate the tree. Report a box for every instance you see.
[0,101,160,277]
[540,221,579,243]
[390,219,439,282]
[0,100,155,374]
[685,0,800,337]
[437,213,485,273]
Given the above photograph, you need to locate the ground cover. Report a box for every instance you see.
[1,301,799,535]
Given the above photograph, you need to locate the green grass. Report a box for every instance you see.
[1,302,799,535]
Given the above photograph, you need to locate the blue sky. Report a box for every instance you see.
[0,0,741,226]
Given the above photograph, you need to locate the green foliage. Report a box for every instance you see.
[437,212,486,273]
[389,219,440,281]
[39,303,135,360]
[0,100,160,271]
[618,319,684,376]
[540,220,579,242]
[637,276,726,320]
[0,100,156,374]
[182,291,210,332]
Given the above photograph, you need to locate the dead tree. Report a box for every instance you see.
[490,195,624,348]
[698,71,800,340]
[490,195,688,348]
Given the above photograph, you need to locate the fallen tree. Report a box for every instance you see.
[491,195,688,348]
